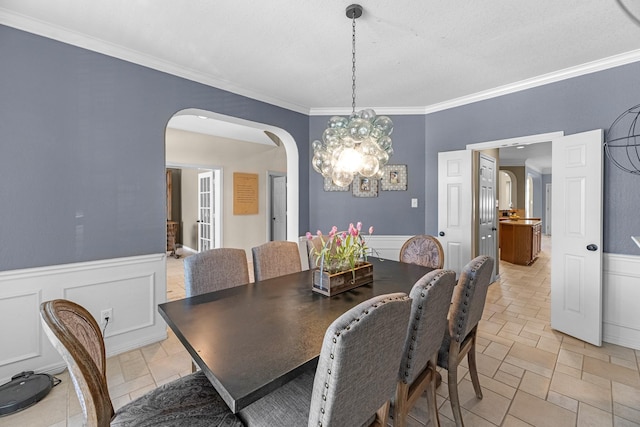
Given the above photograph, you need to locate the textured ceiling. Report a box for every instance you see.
[2,1,640,114]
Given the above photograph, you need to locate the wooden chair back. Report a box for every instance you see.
[40,299,114,427]
[399,235,444,269]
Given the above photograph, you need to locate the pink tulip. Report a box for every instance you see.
[331,226,338,234]
[306,232,312,240]
[369,226,374,234]
[356,222,362,231]
[317,230,322,237]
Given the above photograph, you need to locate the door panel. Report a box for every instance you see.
[551,129,603,346]
[198,171,214,252]
[478,154,497,280]
[438,150,472,276]
[270,175,287,241]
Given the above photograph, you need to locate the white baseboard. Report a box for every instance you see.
[0,254,168,384]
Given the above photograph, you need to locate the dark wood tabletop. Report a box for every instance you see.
[157,257,433,413]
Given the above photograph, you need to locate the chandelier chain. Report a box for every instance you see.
[351,12,357,115]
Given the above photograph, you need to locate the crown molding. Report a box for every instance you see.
[422,49,640,115]
[308,106,427,116]
[3,9,640,118]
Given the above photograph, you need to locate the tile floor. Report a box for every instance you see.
[2,238,640,426]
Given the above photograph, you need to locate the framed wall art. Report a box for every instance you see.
[380,164,407,191]
[324,177,350,192]
[352,176,378,198]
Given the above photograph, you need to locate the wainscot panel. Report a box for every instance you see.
[603,253,640,350]
[0,254,167,384]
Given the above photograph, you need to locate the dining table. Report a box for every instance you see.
[157,257,434,413]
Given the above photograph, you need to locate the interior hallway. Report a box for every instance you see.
[2,237,639,426]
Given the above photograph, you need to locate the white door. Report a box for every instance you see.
[478,153,497,280]
[551,129,603,346]
[198,171,214,252]
[270,174,287,241]
[438,150,473,276]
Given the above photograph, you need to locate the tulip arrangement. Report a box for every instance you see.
[306,222,374,274]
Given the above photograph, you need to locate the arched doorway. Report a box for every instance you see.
[165,109,299,254]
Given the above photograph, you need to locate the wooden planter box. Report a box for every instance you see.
[312,262,373,297]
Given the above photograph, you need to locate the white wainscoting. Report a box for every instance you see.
[603,253,640,350]
[0,254,167,384]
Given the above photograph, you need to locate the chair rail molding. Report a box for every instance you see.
[0,254,168,384]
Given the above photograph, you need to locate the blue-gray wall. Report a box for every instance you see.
[4,24,640,272]
[421,62,640,255]
[0,25,309,271]
[308,115,427,235]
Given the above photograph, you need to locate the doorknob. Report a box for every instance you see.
[586,244,598,251]
[439,231,445,236]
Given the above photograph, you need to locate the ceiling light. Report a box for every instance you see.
[311,4,394,188]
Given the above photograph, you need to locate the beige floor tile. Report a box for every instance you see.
[578,402,614,427]
[546,390,578,412]
[483,341,511,361]
[438,401,499,427]
[471,373,516,399]
[536,336,561,354]
[508,390,576,427]
[442,378,510,425]
[557,347,583,369]
[550,371,612,412]
[147,349,192,383]
[554,362,582,378]
[493,370,522,388]
[108,373,155,399]
[614,415,640,427]
[505,342,556,378]
[501,415,534,426]
[584,356,640,388]
[612,381,640,412]
[613,402,640,425]
[519,370,550,399]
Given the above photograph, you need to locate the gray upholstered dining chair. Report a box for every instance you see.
[399,235,445,269]
[392,269,457,427]
[40,299,242,427]
[184,248,250,297]
[238,293,412,427]
[251,241,302,281]
[437,255,494,427]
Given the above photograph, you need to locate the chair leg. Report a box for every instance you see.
[372,401,390,427]
[426,359,440,427]
[467,332,483,399]
[393,382,409,427]
[447,366,465,427]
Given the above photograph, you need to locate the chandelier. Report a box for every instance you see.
[311,4,394,188]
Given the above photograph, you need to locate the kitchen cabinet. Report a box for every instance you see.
[499,220,542,265]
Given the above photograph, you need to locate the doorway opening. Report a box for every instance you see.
[164,109,299,255]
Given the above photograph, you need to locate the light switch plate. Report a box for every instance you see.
[411,198,418,208]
